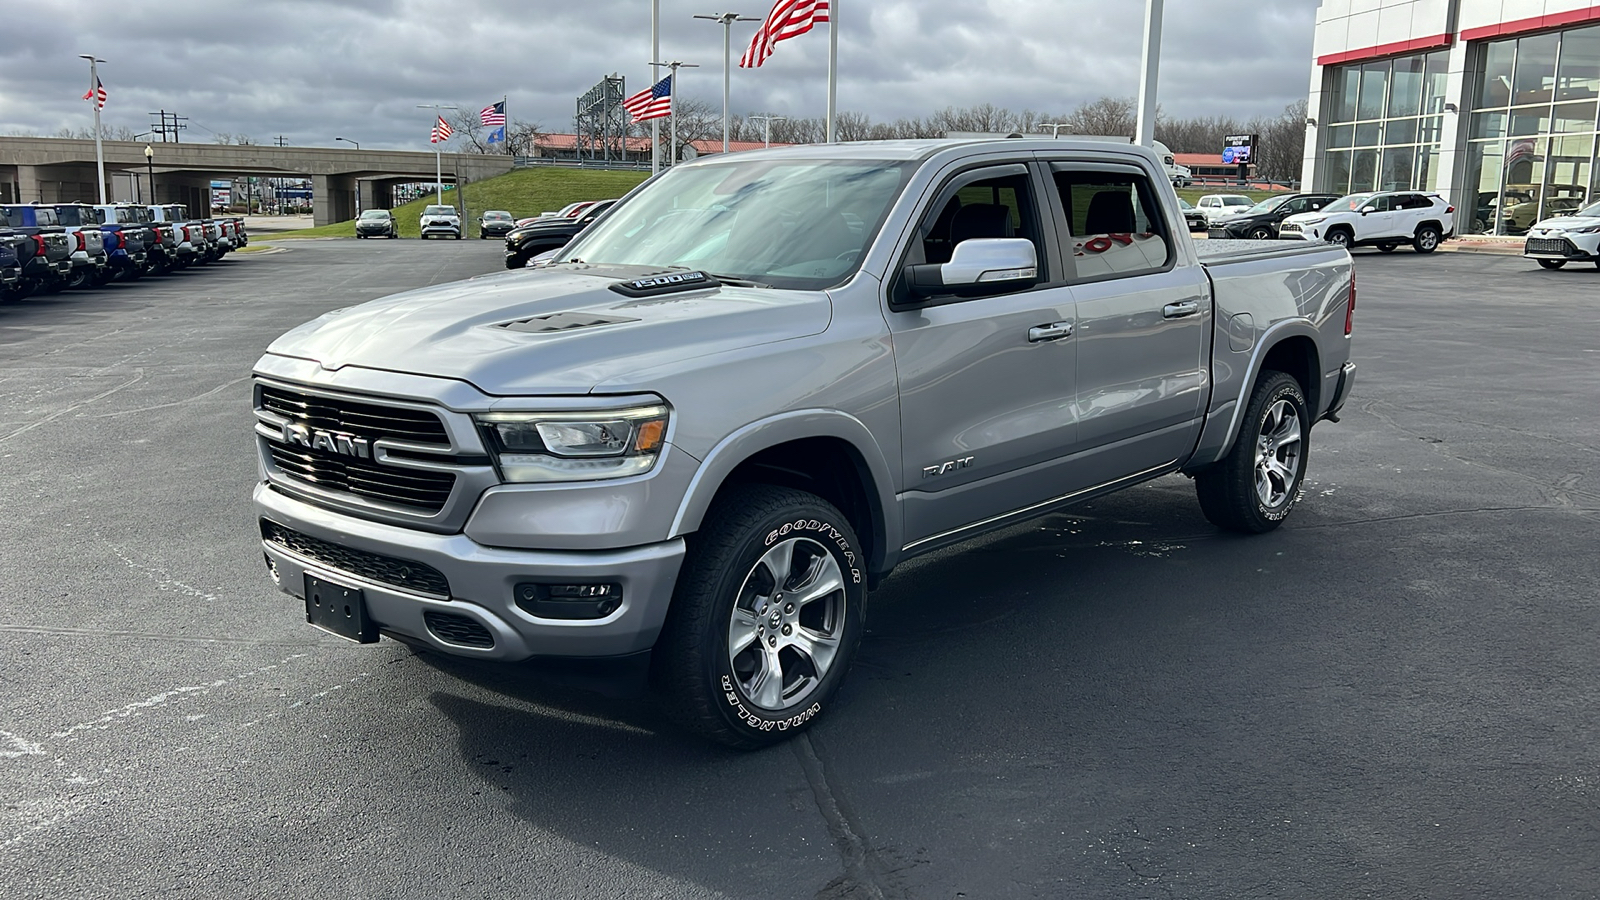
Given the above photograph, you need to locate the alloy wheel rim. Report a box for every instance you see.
[1420,231,1438,249]
[727,537,846,711]
[1253,398,1303,509]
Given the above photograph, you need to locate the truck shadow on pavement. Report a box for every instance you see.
[412,473,1313,897]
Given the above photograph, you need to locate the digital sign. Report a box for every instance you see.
[1222,133,1258,166]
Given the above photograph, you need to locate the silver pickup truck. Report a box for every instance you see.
[252,139,1356,747]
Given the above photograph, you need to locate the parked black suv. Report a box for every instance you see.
[502,200,615,268]
[1207,193,1340,240]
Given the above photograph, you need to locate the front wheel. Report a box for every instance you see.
[655,485,865,749]
[1326,229,1352,249]
[1413,225,1442,253]
[1248,226,1275,241]
[1196,372,1309,534]
[1538,259,1567,270]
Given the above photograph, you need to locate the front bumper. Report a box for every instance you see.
[421,222,461,235]
[1524,234,1600,260]
[255,483,686,661]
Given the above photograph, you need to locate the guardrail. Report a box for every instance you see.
[514,156,653,172]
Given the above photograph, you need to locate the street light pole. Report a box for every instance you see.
[417,105,458,204]
[79,54,107,204]
[651,0,660,174]
[1135,0,1164,147]
[144,144,155,205]
[336,137,362,215]
[694,12,758,154]
[750,114,786,148]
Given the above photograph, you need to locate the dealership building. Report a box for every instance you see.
[1305,1,1600,233]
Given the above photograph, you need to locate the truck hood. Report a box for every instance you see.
[263,263,832,395]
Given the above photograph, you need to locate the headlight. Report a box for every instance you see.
[475,404,669,483]
[1298,216,1327,226]
[1564,223,1600,234]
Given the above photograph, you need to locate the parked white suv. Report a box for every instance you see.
[1523,199,1600,269]
[1195,194,1254,224]
[419,205,462,240]
[1280,191,1454,253]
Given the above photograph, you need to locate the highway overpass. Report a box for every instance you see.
[0,137,513,225]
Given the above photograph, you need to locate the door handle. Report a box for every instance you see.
[1028,321,1073,342]
[1163,301,1200,319]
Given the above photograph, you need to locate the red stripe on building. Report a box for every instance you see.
[1317,33,1452,66]
[1461,4,1600,41]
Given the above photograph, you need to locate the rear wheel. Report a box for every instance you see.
[1196,371,1309,534]
[1413,224,1442,254]
[1538,259,1567,269]
[655,485,865,749]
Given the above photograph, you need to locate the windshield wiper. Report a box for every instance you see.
[704,272,771,289]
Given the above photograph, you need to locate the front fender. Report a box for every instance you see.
[668,409,901,577]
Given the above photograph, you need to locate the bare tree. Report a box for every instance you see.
[1068,96,1137,137]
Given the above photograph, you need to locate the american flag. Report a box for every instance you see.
[740,0,829,68]
[623,76,673,123]
[82,76,107,110]
[480,101,505,127]
[431,115,453,143]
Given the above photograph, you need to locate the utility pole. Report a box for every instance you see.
[1135,0,1164,147]
[651,0,660,174]
[694,12,759,154]
[750,114,786,148]
[79,54,107,203]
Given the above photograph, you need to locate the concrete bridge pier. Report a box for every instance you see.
[313,174,357,226]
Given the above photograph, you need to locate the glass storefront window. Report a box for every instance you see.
[1390,55,1425,117]
[1380,147,1416,190]
[1351,148,1380,191]
[1556,26,1600,101]
[1419,146,1442,191]
[1481,41,1517,107]
[1354,121,1383,146]
[1509,105,1553,136]
[1423,52,1450,114]
[1325,150,1352,194]
[1553,100,1598,132]
[1472,111,1507,139]
[1512,32,1560,106]
[1358,61,1390,120]
[1386,117,1420,144]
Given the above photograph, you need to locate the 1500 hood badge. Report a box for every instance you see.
[282,422,371,459]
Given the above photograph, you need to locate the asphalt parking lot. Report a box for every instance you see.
[2,240,1597,899]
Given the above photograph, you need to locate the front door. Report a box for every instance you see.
[887,163,1080,546]
[1355,194,1398,240]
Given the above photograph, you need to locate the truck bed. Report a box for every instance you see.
[1194,238,1338,267]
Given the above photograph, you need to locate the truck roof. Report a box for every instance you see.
[679,137,1166,166]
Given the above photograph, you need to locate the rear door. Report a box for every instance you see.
[886,162,1080,546]
[1046,159,1211,486]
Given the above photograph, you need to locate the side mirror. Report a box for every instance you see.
[1361,207,1375,215]
[905,238,1039,298]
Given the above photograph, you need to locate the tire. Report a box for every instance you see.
[1538,259,1567,269]
[66,267,90,290]
[1326,229,1352,249]
[1377,241,1399,253]
[1248,226,1275,241]
[1413,224,1442,254]
[453,232,461,240]
[1195,371,1310,534]
[655,484,865,749]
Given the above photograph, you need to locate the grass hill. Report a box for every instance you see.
[273,167,651,239]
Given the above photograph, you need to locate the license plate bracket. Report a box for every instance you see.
[304,573,378,643]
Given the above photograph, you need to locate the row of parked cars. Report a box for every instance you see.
[1185,190,1457,255]
[1,202,246,301]
[351,200,616,244]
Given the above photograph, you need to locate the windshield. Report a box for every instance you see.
[424,206,456,215]
[1327,193,1376,212]
[1245,197,1286,215]
[557,159,914,290]
[1570,201,1600,218]
[1178,198,1195,210]
[359,210,389,219]
[483,211,512,220]
[1221,196,1252,207]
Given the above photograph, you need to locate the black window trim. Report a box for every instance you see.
[1046,160,1180,287]
[886,160,1063,311]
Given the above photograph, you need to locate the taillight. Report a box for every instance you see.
[1344,269,1356,336]
[75,231,86,252]
[182,226,192,242]
[33,235,46,256]
[117,231,126,249]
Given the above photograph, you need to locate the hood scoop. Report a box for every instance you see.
[497,311,640,334]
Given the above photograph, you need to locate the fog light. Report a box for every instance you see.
[515,583,622,620]
[265,554,280,585]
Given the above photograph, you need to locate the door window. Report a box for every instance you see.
[916,170,1041,266]
[1049,169,1172,281]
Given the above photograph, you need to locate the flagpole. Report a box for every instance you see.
[670,67,677,168]
[418,104,458,204]
[80,55,107,203]
[826,1,838,143]
[651,0,660,174]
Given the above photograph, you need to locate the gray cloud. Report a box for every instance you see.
[1,0,1315,148]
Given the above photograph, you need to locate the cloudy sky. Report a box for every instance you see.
[3,0,1317,149]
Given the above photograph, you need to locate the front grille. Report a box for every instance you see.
[267,444,455,513]
[1526,237,1575,255]
[260,385,449,446]
[424,611,494,648]
[261,520,450,596]
[1280,223,1302,233]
